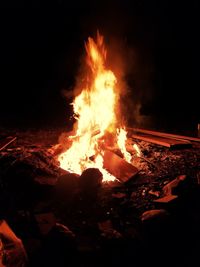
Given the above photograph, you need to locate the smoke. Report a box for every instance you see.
[106,36,155,129]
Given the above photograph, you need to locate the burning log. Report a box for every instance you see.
[103,150,138,183]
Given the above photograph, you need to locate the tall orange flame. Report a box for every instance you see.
[58,32,132,181]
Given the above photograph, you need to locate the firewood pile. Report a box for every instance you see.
[0,128,200,267]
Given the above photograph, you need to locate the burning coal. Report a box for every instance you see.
[58,32,139,181]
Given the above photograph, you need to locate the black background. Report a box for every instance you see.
[0,1,199,133]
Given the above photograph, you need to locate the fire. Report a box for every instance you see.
[58,32,132,182]
[133,144,141,157]
[117,128,132,163]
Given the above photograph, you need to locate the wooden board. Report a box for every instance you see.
[103,150,139,183]
[131,133,192,149]
[128,127,200,143]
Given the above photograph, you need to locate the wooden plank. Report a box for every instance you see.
[128,127,200,143]
[103,150,139,183]
[131,134,171,147]
[0,136,17,152]
[131,133,192,148]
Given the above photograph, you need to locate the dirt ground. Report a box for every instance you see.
[0,128,200,266]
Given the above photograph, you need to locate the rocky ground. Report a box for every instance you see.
[0,128,200,267]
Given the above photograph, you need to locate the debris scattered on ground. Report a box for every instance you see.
[0,129,200,266]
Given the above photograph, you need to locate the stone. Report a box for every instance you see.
[79,168,103,191]
[0,220,28,267]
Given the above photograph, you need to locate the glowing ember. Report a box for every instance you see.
[58,32,131,182]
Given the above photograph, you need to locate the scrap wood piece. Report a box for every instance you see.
[153,195,178,210]
[103,150,139,183]
[131,133,192,149]
[0,136,17,152]
[128,127,200,143]
[141,209,169,222]
[153,194,178,203]
[162,175,187,196]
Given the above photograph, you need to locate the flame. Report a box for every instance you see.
[133,144,141,157]
[117,128,132,163]
[58,32,131,182]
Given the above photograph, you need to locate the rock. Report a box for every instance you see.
[0,220,28,267]
[79,168,103,192]
[98,220,122,239]
[54,173,80,206]
[34,213,56,235]
[34,175,58,186]
[35,222,76,267]
[141,209,169,222]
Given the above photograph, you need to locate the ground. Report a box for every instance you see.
[0,128,200,266]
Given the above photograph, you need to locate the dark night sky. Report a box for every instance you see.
[0,1,199,133]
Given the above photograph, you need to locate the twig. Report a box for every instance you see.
[0,137,17,152]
